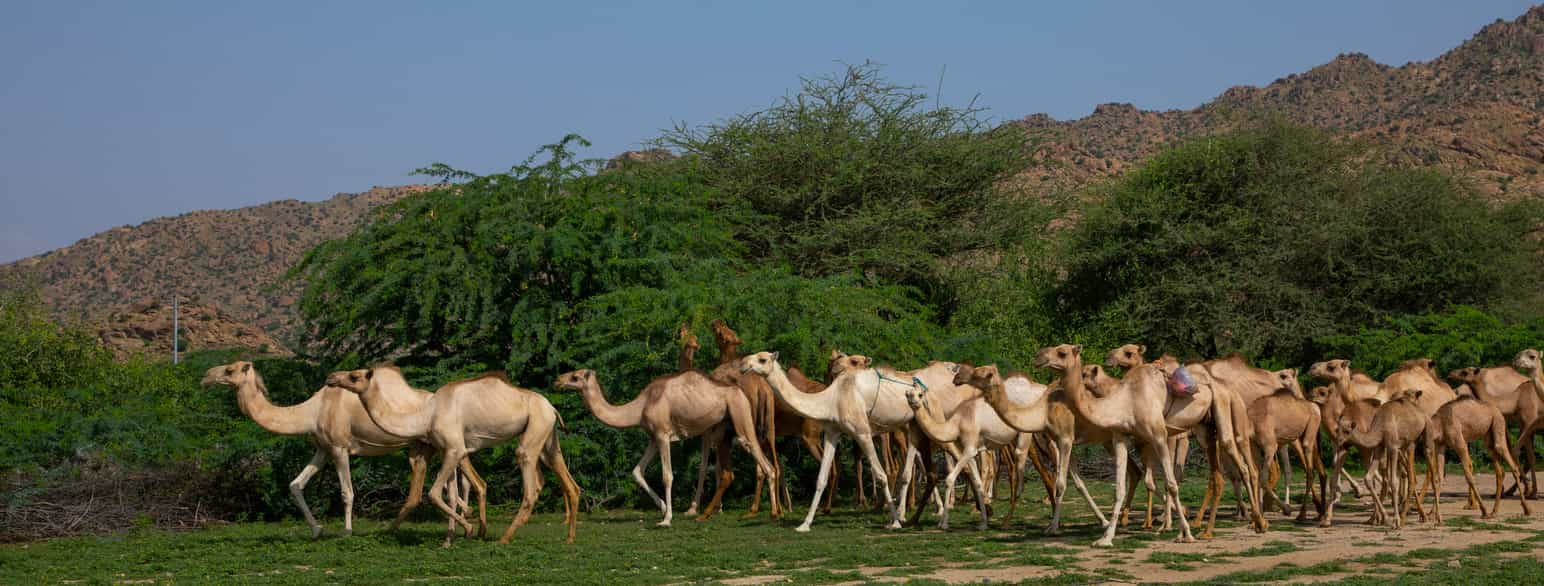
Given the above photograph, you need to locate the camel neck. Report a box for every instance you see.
[576,380,646,429]
[235,374,315,436]
[717,343,741,366]
[1527,365,1544,404]
[678,346,697,372]
[355,372,435,439]
[764,362,836,423]
[1057,357,1113,428]
[910,397,959,442]
[977,378,1049,433]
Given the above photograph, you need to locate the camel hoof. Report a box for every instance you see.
[1174,535,1196,543]
[310,527,323,540]
[1197,531,1215,540]
[1091,539,1114,548]
[795,524,812,533]
[656,520,672,528]
[937,522,949,530]
[699,515,716,522]
[683,507,699,517]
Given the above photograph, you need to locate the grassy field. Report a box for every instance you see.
[3,470,1542,584]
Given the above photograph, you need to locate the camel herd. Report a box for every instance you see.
[199,321,1544,549]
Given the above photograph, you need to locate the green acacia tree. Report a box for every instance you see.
[1052,120,1543,363]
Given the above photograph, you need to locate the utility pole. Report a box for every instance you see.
[172,295,180,364]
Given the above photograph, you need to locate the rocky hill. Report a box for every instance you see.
[3,6,1541,356]
[1,185,431,348]
[1012,6,1544,198]
[98,300,290,360]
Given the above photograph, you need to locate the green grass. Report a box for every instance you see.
[1,469,1537,584]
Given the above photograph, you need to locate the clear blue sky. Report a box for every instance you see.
[0,1,1535,263]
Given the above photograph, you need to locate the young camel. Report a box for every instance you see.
[1448,363,1540,499]
[902,388,1006,530]
[738,351,966,531]
[1247,372,1324,521]
[201,361,484,539]
[1034,344,1209,546]
[1418,396,1531,523]
[1323,390,1426,528]
[1308,359,1386,497]
[686,321,782,520]
[328,367,581,546]
[960,364,1112,534]
[554,368,774,527]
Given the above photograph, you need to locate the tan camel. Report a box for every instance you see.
[1247,373,1324,521]
[201,361,485,539]
[684,320,782,520]
[1418,396,1531,522]
[677,323,700,372]
[1323,390,1426,528]
[554,368,773,527]
[959,364,1112,533]
[739,351,966,531]
[328,367,580,546]
[1449,362,1540,498]
[1308,359,1386,496]
[903,388,1008,530]
[1034,344,1214,546]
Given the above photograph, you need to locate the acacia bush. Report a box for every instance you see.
[1051,120,1544,363]
[1315,306,1544,378]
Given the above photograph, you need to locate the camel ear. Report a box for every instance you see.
[859,356,872,368]
[771,352,780,362]
[364,369,373,380]
[240,363,251,373]
[830,349,844,360]
[1072,344,1083,355]
[1138,345,1147,355]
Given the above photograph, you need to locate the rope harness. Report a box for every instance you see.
[869,369,926,417]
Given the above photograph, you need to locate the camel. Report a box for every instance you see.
[1308,360,1388,496]
[328,367,581,546]
[1323,390,1427,528]
[1449,362,1540,498]
[959,364,1112,534]
[684,321,782,520]
[1418,396,1531,523]
[1034,344,1218,546]
[201,361,484,539]
[553,368,774,527]
[903,387,1009,530]
[1247,372,1324,521]
[738,351,966,531]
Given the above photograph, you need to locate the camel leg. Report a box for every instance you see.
[1495,433,1533,516]
[289,449,327,539]
[1047,436,1073,535]
[685,436,711,517]
[851,433,900,530]
[1453,441,1488,519]
[1259,444,1284,521]
[1280,445,1294,513]
[498,436,545,544]
[1027,435,1055,507]
[962,452,991,530]
[631,441,666,516]
[1093,436,1130,547]
[328,447,355,537]
[699,430,736,521]
[390,447,430,531]
[1152,430,1195,543]
[892,429,924,527]
[427,447,476,547]
[454,458,488,538]
[762,400,782,519]
[1428,446,1445,524]
[538,432,581,544]
[796,428,840,532]
[657,437,676,527]
[1321,446,1347,527]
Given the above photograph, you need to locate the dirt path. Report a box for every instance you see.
[906,475,1542,584]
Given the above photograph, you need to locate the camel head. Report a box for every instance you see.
[1388,388,1423,404]
[739,351,780,376]
[1273,368,1304,399]
[201,361,256,388]
[1104,344,1146,369]
[955,364,1003,391]
[710,320,741,348]
[1447,366,1481,386]
[903,380,932,411]
[1307,385,1332,405]
[1033,344,1082,372]
[1454,383,1475,399]
[951,362,977,385]
[1307,359,1350,382]
[827,350,871,379]
[678,323,699,352]
[325,369,373,393]
[1515,348,1541,372]
[553,369,598,392]
[1083,364,1117,392]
